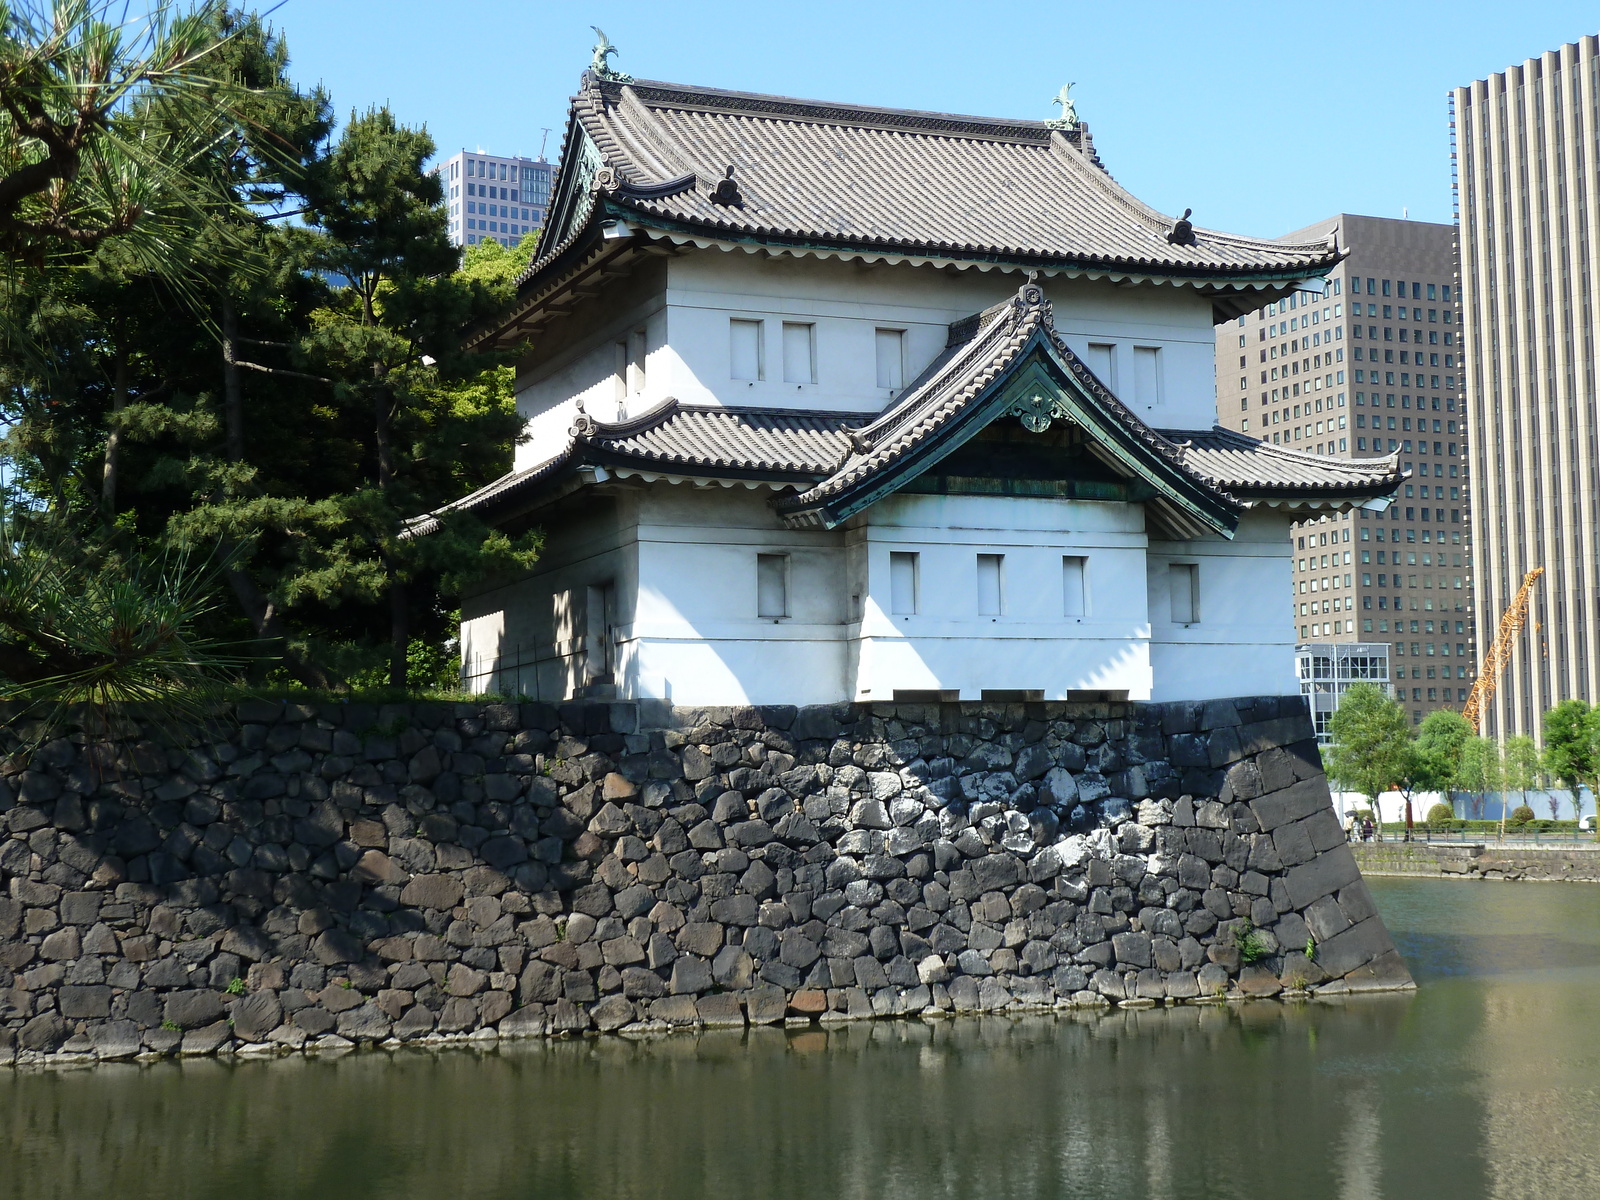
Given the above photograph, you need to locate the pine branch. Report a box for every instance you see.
[231,359,331,384]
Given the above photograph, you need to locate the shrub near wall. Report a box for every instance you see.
[0,697,1411,1066]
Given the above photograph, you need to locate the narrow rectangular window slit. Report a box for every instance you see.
[782,322,815,384]
[977,554,1004,616]
[756,554,788,619]
[1063,555,1088,617]
[1086,342,1115,389]
[1134,345,1162,405]
[875,328,904,390]
[730,319,763,381]
[1169,563,1199,625]
[890,552,919,615]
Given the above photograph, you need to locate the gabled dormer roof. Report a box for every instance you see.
[472,74,1343,349]
[776,284,1241,536]
[414,285,1402,539]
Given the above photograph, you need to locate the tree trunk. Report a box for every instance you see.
[373,370,407,688]
[1403,794,1414,841]
[100,344,129,516]
[388,568,408,688]
[225,567,337,691]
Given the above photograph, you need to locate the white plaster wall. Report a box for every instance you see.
[626,485,848,704]
[481,241,1298,705]
[508,248,1223,478]
[461,484,852,705]
[460,496,635,700]
[1146,509,1298,701]
[658,251,1223,426]
[848,493,1154,700]
[511,272,671,472]
[461,483,1303,706]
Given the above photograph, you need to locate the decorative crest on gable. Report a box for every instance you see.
[1008,393,1071,433]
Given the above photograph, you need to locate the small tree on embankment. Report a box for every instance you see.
[1325,683,1416,840]
[1543,699,1599,831]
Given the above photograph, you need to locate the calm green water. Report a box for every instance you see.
[4,877,1600,1200]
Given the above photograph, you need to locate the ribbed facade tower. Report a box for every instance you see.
[1454,36,1600,738]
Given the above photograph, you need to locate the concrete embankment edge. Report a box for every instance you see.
[1355,841,1600,883]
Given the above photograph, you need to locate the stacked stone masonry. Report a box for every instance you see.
[0,695,1411,1066]
[1354,842,1600,883]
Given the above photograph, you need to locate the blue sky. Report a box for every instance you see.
[274,0,1599,238]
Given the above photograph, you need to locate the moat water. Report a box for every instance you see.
[4,876,1599,1199]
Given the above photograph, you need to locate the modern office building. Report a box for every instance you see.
[1455,36,1600,739]
[1297,641,1392,744]
[1214,214,1476,726]
[434,150,554,249]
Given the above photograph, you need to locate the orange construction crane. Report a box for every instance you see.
[1461,567,1544,733]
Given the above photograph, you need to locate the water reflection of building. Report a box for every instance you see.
[1297,641,1391,744]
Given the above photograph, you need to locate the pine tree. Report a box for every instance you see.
[291,107,536,686]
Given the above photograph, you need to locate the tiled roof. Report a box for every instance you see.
[777,283,1283,532]
[1160,427,1403,499]
[403,403,859,537]
[577,402,858,475]
[538,75,1340,282]
[416,288,1398,537]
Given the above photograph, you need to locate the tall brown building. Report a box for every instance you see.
[1214,214,1476,726]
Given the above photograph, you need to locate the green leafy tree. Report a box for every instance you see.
[1543,699,1596,824]
[1502,735,1541,836]
[1414,708,1472,818]
[1325,683,1416,837]
[1455,735,1502,821]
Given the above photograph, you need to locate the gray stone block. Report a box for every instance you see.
[1271,819,1317,869]
[1314,916,1399,980]
[591,995,634,1032]
[181,1021,233,1055]
[1249,777,1331,833]
[1283,845,1362,910]
[1112,932,1152,968]
[87,1020,142,1059]
[58,985,111,1019]
[745,985,786,1025]
[1337,881,1379,926]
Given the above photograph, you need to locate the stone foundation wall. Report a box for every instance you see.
[1354,841,1600,882]
[0,695,1411,1067]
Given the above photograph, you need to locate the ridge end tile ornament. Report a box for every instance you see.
[1166,208,1196,246]
[709,165,742,206]
[589,27,633,83]
[1046,82,1079,131]
[570,397,597,439]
